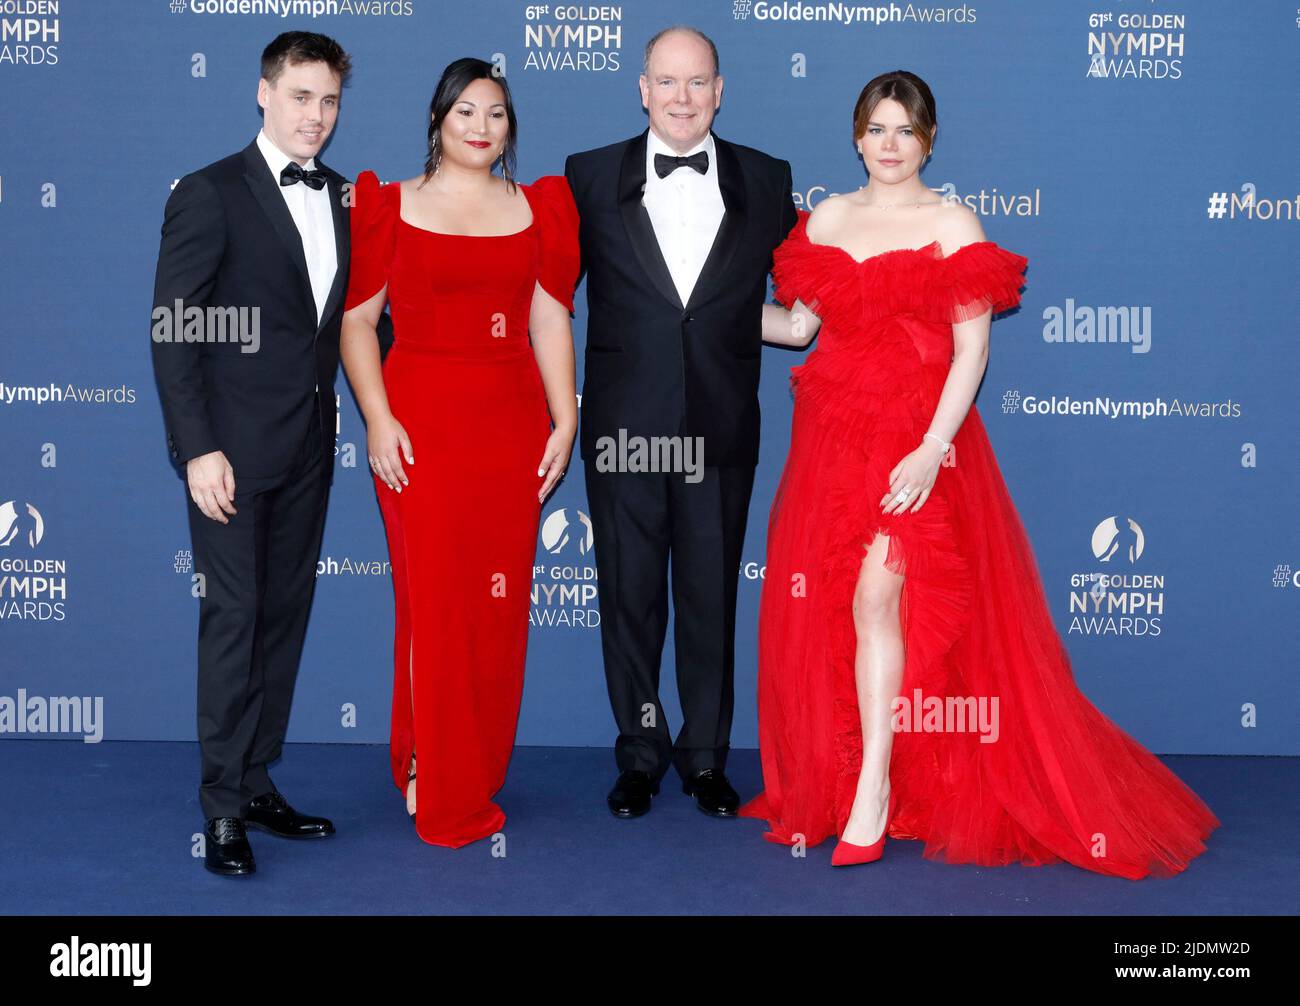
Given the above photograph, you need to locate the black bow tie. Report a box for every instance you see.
[654,150,709,179]
[280,162,327,190]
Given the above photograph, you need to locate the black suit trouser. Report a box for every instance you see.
[583,460,755,783]
[186,421,329,819]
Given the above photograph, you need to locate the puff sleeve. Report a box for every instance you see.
[940,241,1029,324]
[343,169,398,311]
[526,174,581,314]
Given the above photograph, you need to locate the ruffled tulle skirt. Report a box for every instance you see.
[739,345,1219,879]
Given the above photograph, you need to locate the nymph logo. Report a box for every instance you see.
[0,498,67,622]
[172,0,415,17]
[1092,516,1143,564]
[733,2,977,25]
[0,0,59,67]
[1001,392,1240,421]
[315,555,390,577]
[532,508,599,628]
[540,508,593,556]
[0,382,138,406]
[1086,9,1185,80]
[523,4,622,72]
[0,500,43,547]
[1067,516,1164,638]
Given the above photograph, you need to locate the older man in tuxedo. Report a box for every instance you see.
[566,26,798,818]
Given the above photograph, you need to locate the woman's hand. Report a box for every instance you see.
[537,423,575,503]
[880,439,947,515]
[367,413,413,493]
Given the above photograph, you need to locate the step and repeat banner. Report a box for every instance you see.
[1,1,1296,753]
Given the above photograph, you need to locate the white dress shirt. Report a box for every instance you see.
[642,129,726,306]
[256,129,337,326]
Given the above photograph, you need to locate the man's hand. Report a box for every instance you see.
[187,450,237,523]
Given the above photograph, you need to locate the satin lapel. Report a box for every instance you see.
[240,141,313,302]
[618,130,684,311]
[314,162,350,334]
[685,135,747,313]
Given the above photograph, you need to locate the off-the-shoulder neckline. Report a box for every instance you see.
[796,215,997,266]
[804,234,999,267]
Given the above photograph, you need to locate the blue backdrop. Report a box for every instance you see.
[1,0,1296,755]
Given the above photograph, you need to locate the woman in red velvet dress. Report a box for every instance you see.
[340,59,579,847]
[742,71,1219,877]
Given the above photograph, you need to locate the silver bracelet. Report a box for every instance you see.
[923,432,952,454]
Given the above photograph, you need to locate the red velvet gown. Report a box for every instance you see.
[739,212,1219,879]
[344,170,579,847]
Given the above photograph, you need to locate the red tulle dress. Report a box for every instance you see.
[344,170,579,847]
[739,212,1219,879]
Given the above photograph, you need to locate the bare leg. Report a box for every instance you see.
[841,531,905,845]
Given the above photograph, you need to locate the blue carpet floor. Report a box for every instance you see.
[1,742,1293,915]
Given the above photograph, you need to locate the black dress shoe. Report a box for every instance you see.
[607,770,660,818]
[204,817,255,876]
[682,768,740,817]
[244,791,335,839]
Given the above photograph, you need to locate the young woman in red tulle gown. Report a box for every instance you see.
[340,59,579,847]
[741,71,1219,877]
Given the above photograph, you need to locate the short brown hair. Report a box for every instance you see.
[260,31,352,87]
[852,70,936,157]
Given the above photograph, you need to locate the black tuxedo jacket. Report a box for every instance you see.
[150,139,350,483]
[565,129,797,468]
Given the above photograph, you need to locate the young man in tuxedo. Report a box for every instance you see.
[150,31,352,876]
[565,27,798,818]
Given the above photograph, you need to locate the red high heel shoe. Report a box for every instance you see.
[831,788,896,867]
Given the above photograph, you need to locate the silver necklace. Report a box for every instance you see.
[859,187,935,211]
